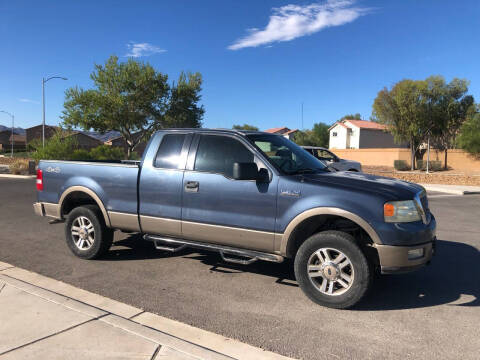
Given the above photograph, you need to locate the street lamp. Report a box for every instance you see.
[42,75,67,147]
[0,110,14,157]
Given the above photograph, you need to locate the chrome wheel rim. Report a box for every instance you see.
[71,216,95,251]
[307,247,354,296]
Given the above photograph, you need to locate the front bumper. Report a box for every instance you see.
[33,202,61,219]
[375,237,436,274]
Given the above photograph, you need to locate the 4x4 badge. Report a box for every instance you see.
[280,190,301,197]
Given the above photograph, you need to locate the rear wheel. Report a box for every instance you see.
[65,205,113,259]
[294,230,372,309]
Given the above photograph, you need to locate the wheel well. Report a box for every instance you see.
[286,215,379,265]
[61,191,99,218]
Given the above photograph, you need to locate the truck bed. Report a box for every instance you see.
[37,160,140,216]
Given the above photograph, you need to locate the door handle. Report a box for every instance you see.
[185,181,199,192]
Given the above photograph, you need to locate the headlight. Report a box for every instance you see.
[384,200,421,223]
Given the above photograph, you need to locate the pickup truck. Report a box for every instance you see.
[34,129,436,309]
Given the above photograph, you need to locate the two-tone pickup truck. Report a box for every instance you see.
[34,129,436,308]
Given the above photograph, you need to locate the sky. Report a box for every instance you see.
[1,0,480,132]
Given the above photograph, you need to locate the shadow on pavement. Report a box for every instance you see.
[356,239,480,310]
[104,235,479,310]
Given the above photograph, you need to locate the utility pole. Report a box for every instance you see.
[42,75,68,147]
[301,102,304,129]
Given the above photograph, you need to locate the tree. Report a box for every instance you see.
[372,79,429,170]
[62,55,205,156]
[293,122,329,147]
[232,124,259,131]
[457,106,480,155]
[424,76,474,169]
[338,113,362,121]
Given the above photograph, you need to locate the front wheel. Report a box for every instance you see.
[294,231,372,309]
[65,205,113,259]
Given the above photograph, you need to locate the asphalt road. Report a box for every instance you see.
[1,178,479,359]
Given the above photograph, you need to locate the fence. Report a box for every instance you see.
[330,148,480,171]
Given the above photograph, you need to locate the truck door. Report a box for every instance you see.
[181,133,278,252]
[138,132,192,237]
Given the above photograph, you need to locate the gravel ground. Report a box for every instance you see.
[363,166,480,186]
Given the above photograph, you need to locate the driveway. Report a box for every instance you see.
[1,178,479,359]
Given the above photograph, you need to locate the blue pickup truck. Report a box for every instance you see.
[34,129,436,308]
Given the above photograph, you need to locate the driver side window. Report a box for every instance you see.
[194,135,254,178]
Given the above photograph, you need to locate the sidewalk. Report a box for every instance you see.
[0,261,291,360]
[421,183,480,195]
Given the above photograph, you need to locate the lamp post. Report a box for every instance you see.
[42,76,67,147]
[0,110,14,157]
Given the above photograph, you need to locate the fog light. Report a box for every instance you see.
[408,248,424,260]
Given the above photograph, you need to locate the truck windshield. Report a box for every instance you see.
[246,134,327,175]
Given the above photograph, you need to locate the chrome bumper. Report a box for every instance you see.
[376,238,436,274]
[33,202,61,219]
[33,202,45,216]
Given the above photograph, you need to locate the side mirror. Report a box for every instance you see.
[257,168,270,183]
[233,162,258,180]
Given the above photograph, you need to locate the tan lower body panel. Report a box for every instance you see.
[182,221,275,253]
[108,211,141,232]
[375,242,433,268]
[140,215,182,237]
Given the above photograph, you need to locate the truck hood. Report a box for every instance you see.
[300,171,424,200]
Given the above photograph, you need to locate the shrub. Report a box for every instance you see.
[9,159,30,175]
[89,145,125,160]
[128,151,141,160]
[394,160,409,171]
[417,160,442,171]
[70,149,93,161]
[31,130,78,162]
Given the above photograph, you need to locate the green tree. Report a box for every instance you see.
[338,113,362,121]
[373,79,429,170]
[457,106,480,155]
[424,76,474,169]
[232,124,259,131]
[62,55,204,157]
[293,122,329,147]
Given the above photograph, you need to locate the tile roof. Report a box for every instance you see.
[264,127,290,134]
[344,119,386,130]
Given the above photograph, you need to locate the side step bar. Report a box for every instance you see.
[144,234,284,265]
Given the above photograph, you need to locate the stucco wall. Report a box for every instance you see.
[330,148,480,171]
[329,125,347,149]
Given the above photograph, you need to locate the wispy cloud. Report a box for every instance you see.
[125,42,166,58]
[228,0,370,50]
[19,98,40,104]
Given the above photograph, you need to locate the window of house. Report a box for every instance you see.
[332,132,337,137]
[154,134,186,169]
[194,135,254,178]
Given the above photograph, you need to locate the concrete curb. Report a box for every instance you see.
[0,174,35,179]
[421,183,480,195]
[0,261,293,360]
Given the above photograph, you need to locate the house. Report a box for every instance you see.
[328,119,407,149]
[104,133,147,156]
[0,130,26,151]
[264,127,299,140]
[26,125,59,144]
[66,132,104,150]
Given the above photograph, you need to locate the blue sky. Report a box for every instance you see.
[1,0,479,131]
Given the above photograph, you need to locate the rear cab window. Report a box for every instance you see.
[154,134,187,169]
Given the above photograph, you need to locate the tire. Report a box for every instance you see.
[294,230,372,309]
[65,205,114,259]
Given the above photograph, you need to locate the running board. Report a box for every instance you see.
[143,234,283,264]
